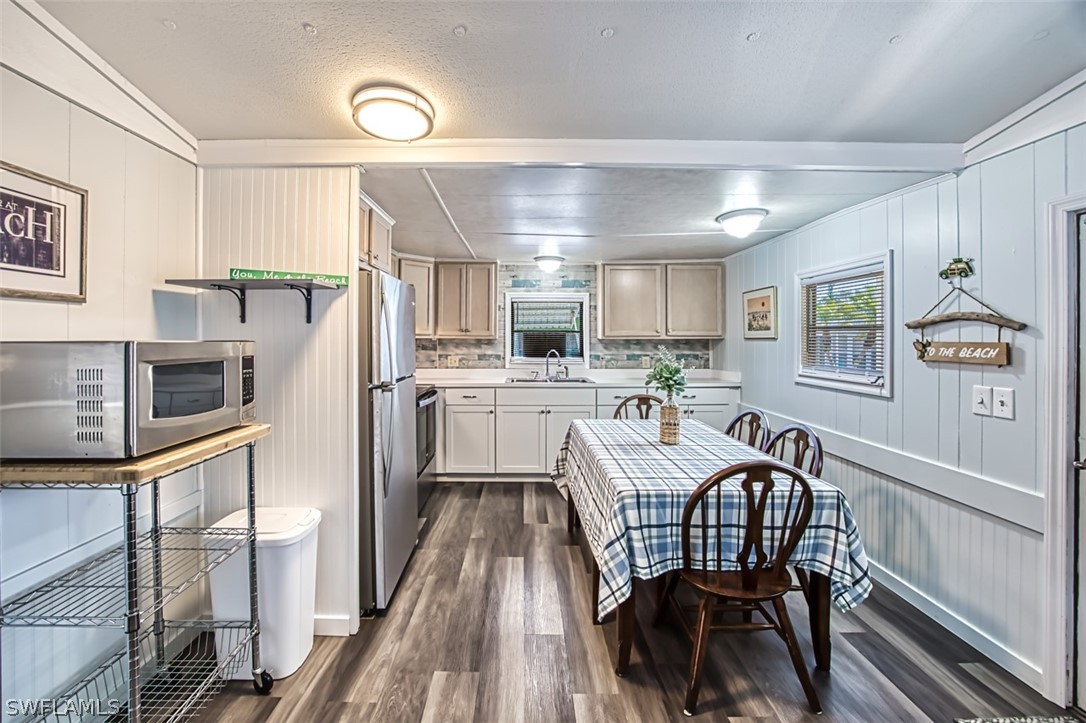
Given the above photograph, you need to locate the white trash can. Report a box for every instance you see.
[208,507,321,680]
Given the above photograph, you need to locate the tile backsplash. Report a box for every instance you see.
[416,263,712,369]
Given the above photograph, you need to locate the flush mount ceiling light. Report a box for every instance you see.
[715,208,769,239]
[534,255,565,273]
[351,86,434,142]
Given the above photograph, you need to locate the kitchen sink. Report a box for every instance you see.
[505,377,596,384]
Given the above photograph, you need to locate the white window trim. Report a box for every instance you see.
[793,250,893,398]
[504,291,591,369]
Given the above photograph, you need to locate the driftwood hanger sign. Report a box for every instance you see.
[907,262,1026,368]
[912,340,1009,366]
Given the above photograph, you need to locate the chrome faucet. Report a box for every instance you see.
[545,349,561,380]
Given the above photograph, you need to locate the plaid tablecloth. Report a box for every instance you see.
[552,419,872,620]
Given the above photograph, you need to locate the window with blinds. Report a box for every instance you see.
[506,294,589,364]
[797,253,891,395]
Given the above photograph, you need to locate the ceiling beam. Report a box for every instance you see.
[198,138,962,173]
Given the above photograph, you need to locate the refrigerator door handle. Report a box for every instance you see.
[378,283,398,499]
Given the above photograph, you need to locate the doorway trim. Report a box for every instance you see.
[1043,191,1086,704]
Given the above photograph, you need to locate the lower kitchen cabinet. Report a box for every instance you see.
[496,407,548,473]
[682,403,732,432]
[495,404,594,474]
[445,404,496,473]
[545,406,595,466]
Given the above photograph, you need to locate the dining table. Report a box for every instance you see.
[552,418,872,677]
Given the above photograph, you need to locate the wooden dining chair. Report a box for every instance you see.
[764,423,824,598]
[723,409,772,451]
[765,423,824,477]
[654,461,821,716]
[612,393,664,420]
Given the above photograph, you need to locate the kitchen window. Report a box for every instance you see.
[505,293,590,366]
[795,252,892,397]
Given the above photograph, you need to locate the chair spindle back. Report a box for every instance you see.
[765,424,824,477]
[680,461,814,591]
[613,394,664,420]
[724,409,772,451]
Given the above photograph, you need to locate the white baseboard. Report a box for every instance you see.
[868,560,1043,691]
[314,614,352,637]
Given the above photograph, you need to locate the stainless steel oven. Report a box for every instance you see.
[0,340,256,458]
[415,385,437,511]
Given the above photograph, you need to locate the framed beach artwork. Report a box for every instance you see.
[0,161,88,302]
[743,286,777,339]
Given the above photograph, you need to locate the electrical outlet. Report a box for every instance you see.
[993,387,1015,420]
[972,385,993,416]
[640,355,652,368]
[447,356,460,368]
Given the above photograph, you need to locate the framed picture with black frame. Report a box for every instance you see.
[0,161,88,302]
[742,286,777,339]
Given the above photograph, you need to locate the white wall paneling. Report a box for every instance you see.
[0,21,199,710]
[724,122,1086,699]
[199,166,358,637]
[0,0,198,161]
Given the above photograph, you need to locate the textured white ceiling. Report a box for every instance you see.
[360,166,938,261]
[42,1,1086,143]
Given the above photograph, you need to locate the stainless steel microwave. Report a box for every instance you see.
[0,341,256,459]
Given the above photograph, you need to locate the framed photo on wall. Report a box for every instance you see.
[742,286,777,339]
[0,161,88,302]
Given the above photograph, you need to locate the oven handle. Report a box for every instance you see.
[416,390,439,409]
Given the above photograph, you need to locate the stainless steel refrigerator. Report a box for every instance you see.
[359,269,419,613]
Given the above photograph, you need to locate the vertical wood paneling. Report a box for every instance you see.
[200,166,356,631]
[858,202,890,447]
[901,185,940,460]
[0,66,199,706]
[937,179,961,467]
[726,126,1083,687]
[978,146,1037,490]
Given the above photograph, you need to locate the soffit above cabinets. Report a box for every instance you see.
[360,166,938,262]
[41,1,1086,143]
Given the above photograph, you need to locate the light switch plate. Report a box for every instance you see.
[993,387,1015,420]
[972,385,993,416]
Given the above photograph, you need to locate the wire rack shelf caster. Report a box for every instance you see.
[253,670,274,695]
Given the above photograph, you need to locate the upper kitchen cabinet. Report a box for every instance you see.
[359,190,394,273]
[435,262,497,338]
[600,263,723,339]
[601,264,665,338]
[398,258,435,338]
[666,264,724,337]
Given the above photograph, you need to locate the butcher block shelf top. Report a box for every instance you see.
[0,424,271,487]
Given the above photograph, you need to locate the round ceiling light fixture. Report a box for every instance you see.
[715,208,769,239]
[534,255,565,273]
[351,86,435,142]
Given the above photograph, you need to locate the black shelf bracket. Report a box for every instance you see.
[211,284,247,323]
[285,283,315,324]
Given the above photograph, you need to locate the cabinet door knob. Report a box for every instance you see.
[540,409,545,414]
[489,409,494,414]
[546,410,552,415]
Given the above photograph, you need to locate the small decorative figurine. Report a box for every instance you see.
[938,257,975,280]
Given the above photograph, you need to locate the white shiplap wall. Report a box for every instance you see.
[719,123,1086,690]
[0,63,199,719]
[199,167,359,636]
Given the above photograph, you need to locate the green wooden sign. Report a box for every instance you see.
[229,267,348,287]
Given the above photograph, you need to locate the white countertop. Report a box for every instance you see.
[415,368,741,389]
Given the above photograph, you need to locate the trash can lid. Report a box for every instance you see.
[212,507,321,547]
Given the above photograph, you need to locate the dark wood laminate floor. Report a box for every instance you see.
[204,482,1070,722]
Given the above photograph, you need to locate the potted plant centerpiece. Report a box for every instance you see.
[646,345,688,445]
